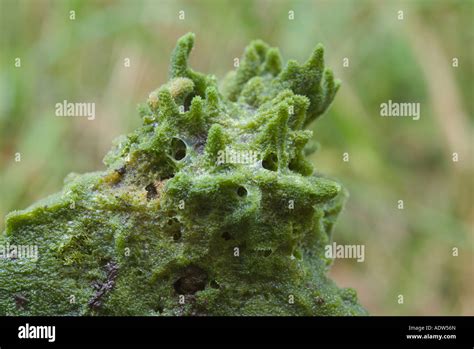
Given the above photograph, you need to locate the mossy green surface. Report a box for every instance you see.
[0,33,366,316]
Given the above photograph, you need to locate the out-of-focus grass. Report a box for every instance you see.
[0,0,472,315]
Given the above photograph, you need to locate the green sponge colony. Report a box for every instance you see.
[0,33,366,316]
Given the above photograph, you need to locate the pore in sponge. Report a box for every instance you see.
[0,33,366,316]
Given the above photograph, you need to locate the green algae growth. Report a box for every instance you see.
[0,33,367,316]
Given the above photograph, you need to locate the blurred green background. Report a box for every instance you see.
[0,0,472,315]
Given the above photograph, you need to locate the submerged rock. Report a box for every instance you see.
[0,33,366,316]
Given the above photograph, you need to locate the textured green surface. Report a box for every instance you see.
[0,33,366,316]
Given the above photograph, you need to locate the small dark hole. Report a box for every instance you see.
[174,149,186,160]
[171,138,187,161]
[237,186,247,197]
[160,173,175,180]
[167,218,181,241]
[145,183,158,200]
[115,166,126,175]
[221,232,233,241]
[210,280,220,289]
[262,153,278,171]
[288,160,297,171]
[183,94,196,112]
[173,231,182,241]
[167,217,179,226]
[173,265,207,295]
[256,249,272,257]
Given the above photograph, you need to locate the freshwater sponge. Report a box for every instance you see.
[0,33,366,315]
